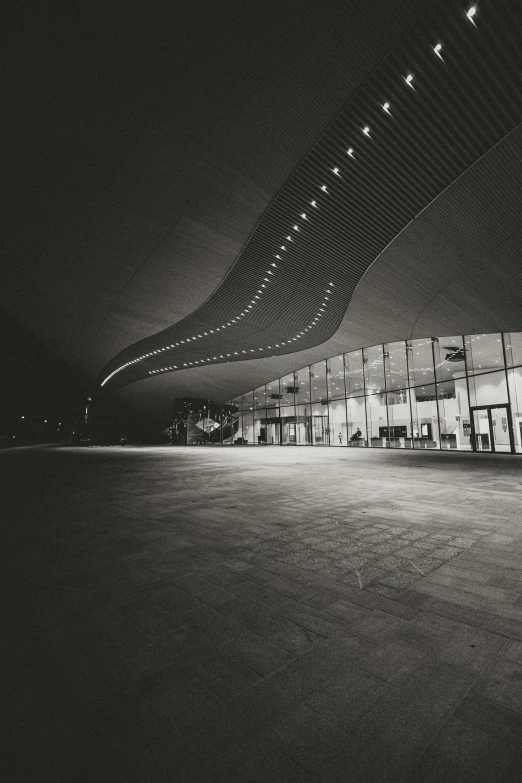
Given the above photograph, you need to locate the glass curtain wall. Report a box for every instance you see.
[227,332,522,454]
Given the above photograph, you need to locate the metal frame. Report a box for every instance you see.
[469,404,515,454]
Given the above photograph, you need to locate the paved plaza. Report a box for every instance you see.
[4,445,522,781]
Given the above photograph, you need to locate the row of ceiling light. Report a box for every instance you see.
[101,5,479,388]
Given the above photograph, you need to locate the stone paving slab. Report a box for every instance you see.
[3,444,522,781]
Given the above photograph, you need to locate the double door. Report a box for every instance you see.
[471,405,513,453]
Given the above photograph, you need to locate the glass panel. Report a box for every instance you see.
[295,403,312,445]
[253,406,267,444]
[311,401,329,444]
[327,355,345,400]
[295,367,311,404]
[345,350,365,397]
[253,385,266,409]
[490,407,511,453]
[266,378,282,408]
[384,341,408,391]
[472,409,492,452]
[240,392,254,443]
[507,368,522,453]
[386,389,413,448]
[329,398,347,445]
[437,381,460,450]
[433,335,466,383]
[408,338,435,387]
[366,393,388,447]
[505,332,522,368]
[468,370,508,407]
[310,361,328,403]
[280,406,295,445]
[363,345,386,394]
[410,384,439,449]
[281,373,296,409]
[464,333,504,375]
[346,397,367,446]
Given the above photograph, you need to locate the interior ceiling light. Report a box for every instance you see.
[300,213,307,219]
[320,185,328,192]
[433,43,443,58]
[382,102,391,114]
[293,225,299,231]
[332,167,340,175]
[281,245,286,250]
[311,200,318,207]
[404,73,415,88]
[347,148,355,157]
[362,126,371,137]
[286,235,293,241]
[466,5,477,24]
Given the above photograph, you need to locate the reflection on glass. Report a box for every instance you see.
[345,350,365,397]
[281,373,296,411]
[410,384,439,449]
[295,367,311,404]
[464,333,504,375]
[437,381,459,450]
[468,370,508,407]
[433,336,465,383]
[387,389,413,448]
[507,368,522,453]
[241,392,255,443]
[295,403,312,444]
[253,385,266,409]
[347,397,367,445]
[329,398,347,445]
[366,393,388,447]
[311,361,328,403]
[327,355,345,400]
[266,379,281,409]
[364,345,386,394]
[312,401,329,444]
[505,333,522,369]
[408,338,435,387]
[385,341,408,391]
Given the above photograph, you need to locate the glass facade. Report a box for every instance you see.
[226,332,522,455]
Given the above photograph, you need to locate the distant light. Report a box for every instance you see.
[21,415,25,419]
[382,102,391,114]
[362,126,371,137]
[466,5,477,24]
[404,73,414,88]
[433,43,443,58]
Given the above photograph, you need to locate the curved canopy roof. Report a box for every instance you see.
[2,0,522,423]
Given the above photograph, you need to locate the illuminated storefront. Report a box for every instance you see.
[225,332,522,454]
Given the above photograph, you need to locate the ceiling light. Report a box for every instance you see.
[320,185,328,192]
[286,235,292,241]
[382,102,391,114]
[362,126,371,137]
[332,167,340,175]
[311,200,318,207]
[466,5,477,24]
[293,225,299,231]
[433,43,443,58]
[404,73,414,88]
[300,213,307,219]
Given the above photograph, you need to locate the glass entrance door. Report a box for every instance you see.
[471,406,513,453]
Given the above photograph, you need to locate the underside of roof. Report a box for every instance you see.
[2,0,522,423]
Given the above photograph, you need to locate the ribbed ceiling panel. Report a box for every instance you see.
[98,0,522,390]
